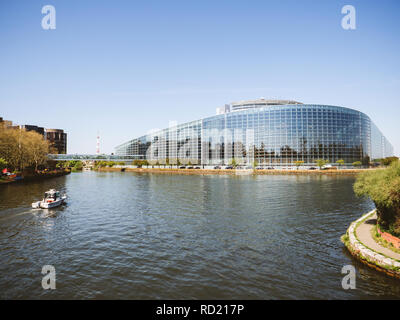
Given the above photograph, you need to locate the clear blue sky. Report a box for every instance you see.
[0,0,399,155]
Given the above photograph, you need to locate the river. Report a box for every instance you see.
[0,171,399,299]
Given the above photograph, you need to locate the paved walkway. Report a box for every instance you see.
[356,213,400,261]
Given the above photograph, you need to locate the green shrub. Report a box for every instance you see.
[107,161,116,167]
[354,161,400,236]
[72,161,83,171]
[352,161,362,167]
[0,158,8,171]
[97,161,107,168]
[294,160,304,169]
[132,160,148,167]
[315,159,328,169]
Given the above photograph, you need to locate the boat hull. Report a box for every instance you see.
[32,196,66,209]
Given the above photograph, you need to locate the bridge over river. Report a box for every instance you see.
[48,154,143,162]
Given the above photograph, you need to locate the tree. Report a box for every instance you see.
[352,161,362,168]
[97,160,107,168]
[354,160,400,236]
[0,126,50,171]
[107,161,116,167]
[294,160,304,170]
[132,160,142,167]
[229,158,238,168]
[73,161,83,171]
[0,126,20,170]
[336,159,345,169]
[25,131,49,171]
[382,157,399,166]
[315,159,328,170]
[0,158,7,171]
[252,160,258,169]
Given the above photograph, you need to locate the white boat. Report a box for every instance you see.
[32,189,67,209]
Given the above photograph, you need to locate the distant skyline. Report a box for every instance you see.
[0,0,399,155]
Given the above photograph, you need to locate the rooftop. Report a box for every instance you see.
[231,99,303,107]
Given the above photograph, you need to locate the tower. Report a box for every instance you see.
[96,133,100,155]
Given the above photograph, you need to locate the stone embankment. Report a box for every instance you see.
[342,210,400,278]
[97,167,372,175]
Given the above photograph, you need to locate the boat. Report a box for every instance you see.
[32,189,67,209]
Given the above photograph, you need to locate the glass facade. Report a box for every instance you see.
[115,103,393,166]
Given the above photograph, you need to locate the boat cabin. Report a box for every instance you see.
[44,190,60,201]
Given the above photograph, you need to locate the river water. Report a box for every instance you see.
[0,171,399,299]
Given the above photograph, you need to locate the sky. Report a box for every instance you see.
[0,0,399,155]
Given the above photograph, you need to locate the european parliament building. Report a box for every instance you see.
[115,99,393,166]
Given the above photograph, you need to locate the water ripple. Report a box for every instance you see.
[1,171,399,299]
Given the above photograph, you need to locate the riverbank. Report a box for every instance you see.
[0,169,71,185]
[342,210,400,279]
[97,167,377,175]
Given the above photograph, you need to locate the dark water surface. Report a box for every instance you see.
[0,171,399,299]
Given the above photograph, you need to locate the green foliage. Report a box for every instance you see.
[229,158,238,168]
[0,158,8,171]
[381,157,399,166]
[97,161,108,168]
[352,161,362,167]
[354,161,400,208]
[95,160,123,168]
[70,160,83,169]
[252,160,258,168]
[362,156,370,166]
[56,161,64,168]
[132,160,148,167]
[315,159,328,169]
[69,160,83,171]
[336,159,345,166]
[294,160,304,169]
[107,161,116,167]
[354,161,400,236]
[0,126,50,171]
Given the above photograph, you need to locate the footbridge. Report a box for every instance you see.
[48,154,144,162]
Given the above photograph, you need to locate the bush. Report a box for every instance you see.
[315,159,328,169]
[132,160,148,167]
[0,158,7,171]
[354,161,400,236]
[352,161,362,167]
[382,157,399,166]
[96,161,108,168]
